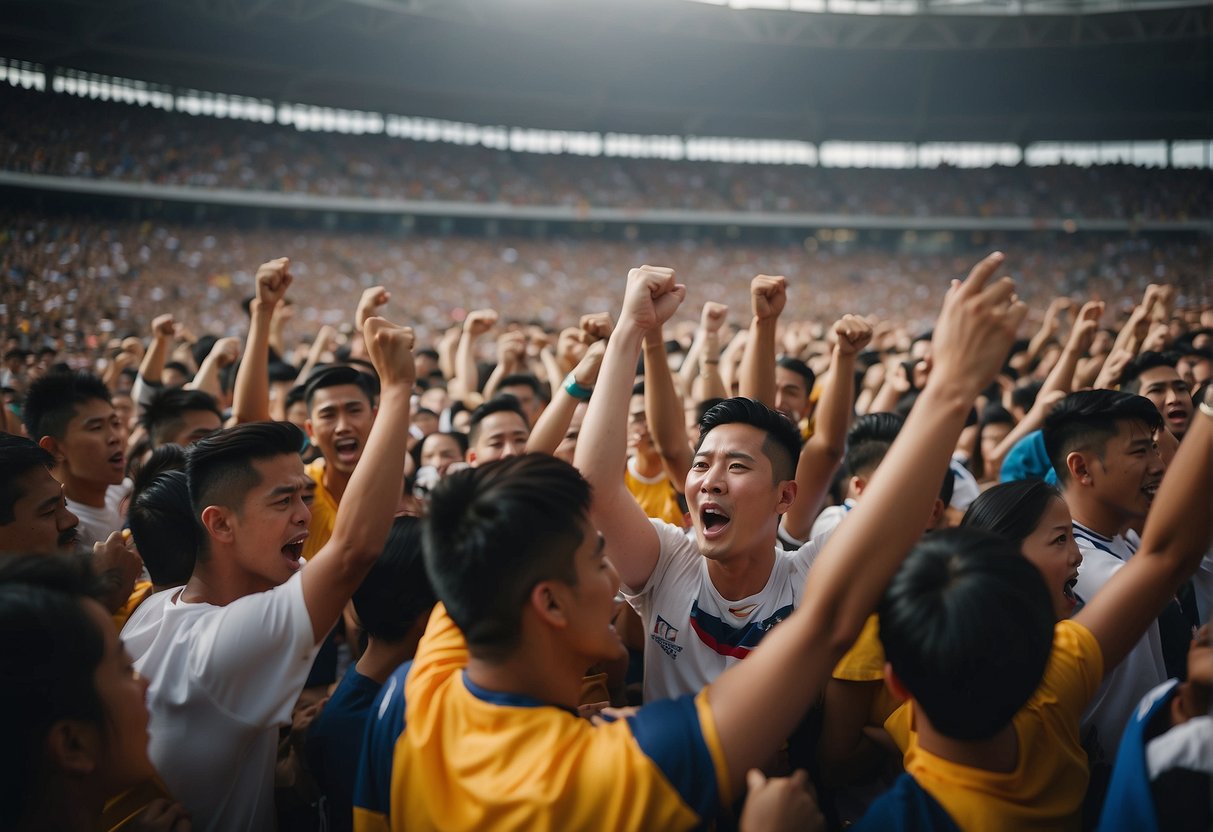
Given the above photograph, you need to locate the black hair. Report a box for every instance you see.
[412,430,469,470]
[142,388,222,447]
[303,365,376,413]
[844,412,904,479]
[1010,380,1042,414]
[129,447,196,587]
[0,554,107,828]
[423,454,587,660]
[284,385,307,411]
[0,434,55,525]
[776,356,816,393]
[879,528,1056,741]
[22,370,111,440]
[163,360,192,382]
[694,397,726,425]
[190,335,219,370]
[498,373,546,401]
[185,422,305,559]
[1119,351,1181,395]
[970,403,1016,480]
[1042,390,1163,484]
[352,517,436,642]
[467,397,529,447]
[961,480,1061,547]
[697,397,802,483]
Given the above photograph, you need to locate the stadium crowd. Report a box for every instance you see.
[2,87,1211,219]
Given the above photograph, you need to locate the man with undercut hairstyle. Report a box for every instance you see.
[809,412,904,542]
[142,387,223,448]
[23,371,129,549]
[1119,351,1194,440]
[1043,389,1172,767]
[121,315,416,832]
[0,433,79,553]
[465,396,530,467]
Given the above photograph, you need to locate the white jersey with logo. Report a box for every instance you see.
[1071,521,1167,765]
[622,519,823,703]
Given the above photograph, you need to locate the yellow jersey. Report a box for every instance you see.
[303,458,338,562]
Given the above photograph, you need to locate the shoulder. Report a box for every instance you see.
[1031,619,1104,714]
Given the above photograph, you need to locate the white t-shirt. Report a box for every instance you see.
[1071,521,1167,765]
[809,499,856,543]
[68,478,132,550]
[121,571,321,832]
[623,519,822,703]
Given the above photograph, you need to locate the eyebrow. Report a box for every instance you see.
[267,480,311,499]
[35,494,61,512]
[693,450,758,462]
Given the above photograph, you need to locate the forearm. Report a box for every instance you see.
[739,317,776,405]
[450,332,479,402]
[677,329,705,396]
[643,330,693,485]
[526,387,579,456]
[481,359,515,403]
[1138,407,1213,575]
[231,303,274,424]
[867,375,903,415]
[1040,343,1082,400]
[292,330,328,387]
[187,352,223,397]
[138,334,171,388]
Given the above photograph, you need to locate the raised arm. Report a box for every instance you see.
[131,313,178,415]
[231,258,291,425]
[187,336,240,399]
[528,341,604,456]
[738,275,786,406]
[301,316,415,643]
[643,327,694,490]
[291,325,336,387]
[705,252,1025,795]
[782,315,871,542]
[574,266,685,591]
[450,309,496,406]
[1075,386,1213,674]
[691,302,729,404]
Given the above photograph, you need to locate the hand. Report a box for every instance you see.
[356,285,391,333]
[1067,301,1104,355]
[210,336,241,367]
[579,312,614,344]
[701,301,728,334]
[314,325,337,353]
[557,327,588,368]
[254,257,292,308]
[121,336,145,362]
[1141,322,1170,354]
[363,317,416,389]
[151,314,177,341]
[1043,298,1073,334]
[463,309,498,337]
[833,314,873,356]
[1096,348,1133,390]
[750,275,787,321]
[621,265,686,332]
[497,330,526,367]
[93,530,143,599]
[126,799,191,832]
[928,252,1027,398]
[740,769,824,832]
[572,340,607,387]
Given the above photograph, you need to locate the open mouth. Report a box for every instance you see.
[700,505,731,538]
[1165,407,1189,426]
[282,535,307,568]
[109,451,125,468]
[1142,482,1160,501]
[334,437,359,459]
[1062,576,1079,608]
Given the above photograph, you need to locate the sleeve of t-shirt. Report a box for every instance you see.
[833,614,887,682]
[354,661,412,832]
[624,688,732,818]
[620,519,699,601]
[404,604,468,725]
[788,534,823,585]
[1040,619,1105,725]
[188,571,318,725]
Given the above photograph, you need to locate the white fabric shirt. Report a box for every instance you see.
[121,571,321,832]
[1072,521,1167,764]
[67,478,132,550]
[623,519,822,702]
[808,499,856,542]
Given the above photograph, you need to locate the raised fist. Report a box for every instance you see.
[622,265,685,332]
[579,312,614,344]
[151,314,177,340]
[254,257,293,307]
[364,317,416,389]
[833,314,873,356]
[356,286,391,333]
[750,275,787,321]
[464,309,498,337]
[701,302,728,334]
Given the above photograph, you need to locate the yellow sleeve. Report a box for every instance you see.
[1040,620,1104,723]
[883,701,913,753]
[353,807,390,832]
[112,581,154,631]
[694,688,734,809]
[833,614,886,682]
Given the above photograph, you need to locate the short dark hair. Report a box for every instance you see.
[1042,390,1163,484]
[423,454,587,660]
[185,422,305,558]
[129,468,197,587]
[844,412,904,479]
[879,528,1056,741]
[467,397,529,447]
[352,517,436,642]
[1010,380,1042,414]
[0,434,55,525]
[1119,351,1181,395]
[163,361,192,382]
[303,365,376,413]
[0,554,107,828]
[22,371,111,440]
[776,356,816,393]
[498,373,546,400]
[142,388,222,447]
[698,398,801,482]
[961,480,1061,547]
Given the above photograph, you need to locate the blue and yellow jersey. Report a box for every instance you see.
[354,661,412,832]
[384,605,730,832]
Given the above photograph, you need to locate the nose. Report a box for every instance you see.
[699,462,726,494]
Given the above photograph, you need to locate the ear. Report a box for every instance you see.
[529,580,571,631]
[774,479,798,515]
[44,719,99,777]
[200,505,236,545]
[38,435,64,464]
[883,662,911,704]
[851,474,869,497]
[305,419,316,442]
[465,446,478,465]
[926,498,946,531]
[1066,451,1093,486]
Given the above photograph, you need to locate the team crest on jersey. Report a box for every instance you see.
[650,615,683,659]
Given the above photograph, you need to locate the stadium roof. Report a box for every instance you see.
[2,0,1209,143]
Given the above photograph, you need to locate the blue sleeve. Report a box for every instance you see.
[625,694,718,819]
[354,661,412,817]
[853,773,961,832]
[304,669,383,808]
